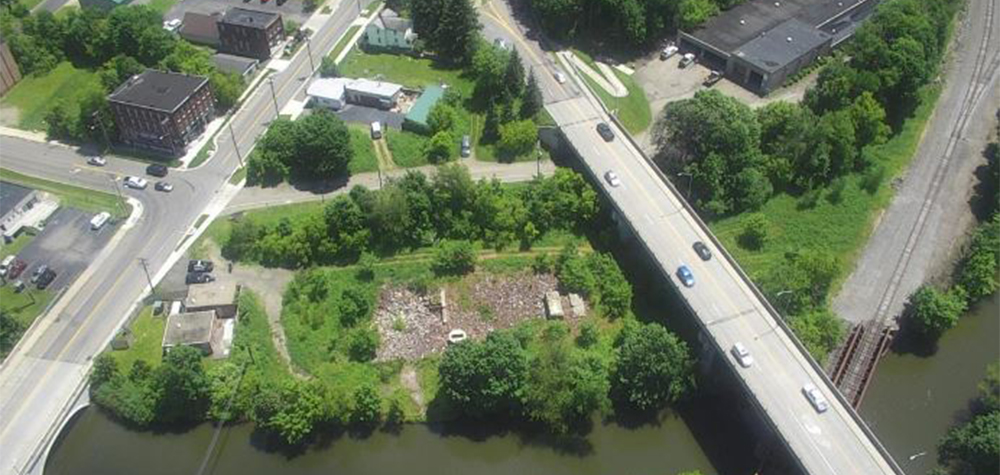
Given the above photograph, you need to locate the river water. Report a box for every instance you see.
[44,294,998,475]
[861,292,999,475]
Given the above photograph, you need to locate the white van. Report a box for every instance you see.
[90,211,111,230]
[0,255,15,277]
[370,121,382,139]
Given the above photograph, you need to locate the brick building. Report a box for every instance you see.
[108,70,214,156]
[217,7,284,61]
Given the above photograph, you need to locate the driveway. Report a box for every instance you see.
[14,207,116,293]
[335,104,405,130]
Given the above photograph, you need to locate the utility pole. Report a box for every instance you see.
[229,122,244,168]
[107,174,127,218]
[138,258,155,296]
[304,37,316,74]
[535,141,541,177]
[267,78,280,116]
[92,111,113,153]
[356,0,362,15]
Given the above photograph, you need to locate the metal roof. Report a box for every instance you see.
[345,78,403,98]
[212,53,258,75]
[0,181,32,219]
[734,19,831,72]
[306,77,351,100]
[108,70,208,113]
[404,85,444,125]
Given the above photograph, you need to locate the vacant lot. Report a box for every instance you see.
[0,62,103,131]
[340,50,475,96]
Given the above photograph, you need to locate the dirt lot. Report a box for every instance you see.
[375,271,587,361]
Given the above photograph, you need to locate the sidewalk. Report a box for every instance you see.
[566,52,628,98]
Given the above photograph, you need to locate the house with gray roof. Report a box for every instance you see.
[365,8,416,50]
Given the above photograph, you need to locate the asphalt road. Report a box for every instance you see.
[481,1,902,473]
[0,0,371,472]
[833,0,1000,325]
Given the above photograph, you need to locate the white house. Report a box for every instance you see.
[365,8,416,50]
[306,77,351,110]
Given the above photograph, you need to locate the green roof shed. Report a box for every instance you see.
[404,85,445,130]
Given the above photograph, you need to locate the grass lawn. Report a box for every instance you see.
[148,0,178,14]
[330,25,361,61]
[710,84,944,293]
[0,286,54,360]
[0,167,129,218]
[19,0,45,9]
[229,166,248,185]
[0,62,103,132]
[385,129,429,167]
[571,50,651,135]
[339,50,475,96]
[0,232,35,260]
[349,125,379,173]
[109,307,164,372]
[360,0,383,16]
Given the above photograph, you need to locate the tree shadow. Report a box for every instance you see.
[890,305,940,357]
[967,158,998,221]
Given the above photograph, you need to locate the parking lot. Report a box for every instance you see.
[11,208,116,293]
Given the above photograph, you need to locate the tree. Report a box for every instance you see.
[433,0,480,66]
[324,195,370,259]
[258,380,327,445]
[521,70,543,119]
[44,102,79,140]
[502,49,525,101]
[247,150,290,186]
[320,56,340,77]
[497,119,537,159]
[849,92,889,149]
[338,286,372,327]
[438,331,528,417]
[979,363,1000,414]
[731,167,773,211]
[787,309,844,361]
[524,327,609,433]
[90,353,119,389]
[348,327,379,362]
[410,0,443,42]
[612,322,693,412]
[739,213,769,250]
[206,362,242,422]
[431,239,476,275]
[938,410,1000,475]
[471,40,509,105]
[426,130,455,163]
[0,311,24,357]
[155,345,210,424]
[210,71,245,111]
[908,285,966,339]
[427,102,458,135]
[292,110,353,178]
[351,384,382,427]
[959,216,1000,299]
[678,0,718,30]
[98,55,144,91]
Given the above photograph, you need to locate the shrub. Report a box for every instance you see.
[739,213,769,250]
[431,240,476,276]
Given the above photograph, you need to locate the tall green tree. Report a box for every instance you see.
[908,285,966,339]
[155,345,211,424]
[433,0,480,66]
[438,331,528,417]
[611,322,693,412]
[521,70,543,119]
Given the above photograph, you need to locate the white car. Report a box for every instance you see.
[554,71,567,84]
[604,170,621,187]
[802,383,829,413]
[87,156,107,166]
[660,45,679,60]
[731,342,753,368]
[163,19,181,32]
[679,53,696,68]
[124,176,148,190]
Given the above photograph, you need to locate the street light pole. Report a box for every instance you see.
[677,172,693,201]
[267,78,280,116]
[92,111,113,154]
[304,38,316,74]
[229,122,244,168]
[107,174,127,218]
[138,258,155,296]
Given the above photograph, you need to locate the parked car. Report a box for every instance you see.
[7,259,27,280]
[12,280,26,293]
[31,264,49,283]
[679,53,696,68]
[146,164,168,177]
[124,176,148,189]
[676,264,695,288]
[91,211,111,230]
[162,18,181,32]
[660,45,679,60]
[155,181,173,192]
[87,156,107,167]
[188,260,214,273]
[186,272,216,284]
[493,38,511,51]
[36,268,57,289]
[703,70,723,87]
[370,121,382,139]
[0,255,15,277]
[604,170,621,187]
[596,122,615,142]
[693,241,712,261]
[731,342,754,368]
[460,135,471,158]
[802,383,829,413]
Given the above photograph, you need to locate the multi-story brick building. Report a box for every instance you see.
[0,40,22,97]
[108,70,214,156]
[217,7,284,61]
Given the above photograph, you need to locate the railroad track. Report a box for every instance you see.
[834,0,998,407]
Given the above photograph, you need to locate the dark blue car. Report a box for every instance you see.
[677,265,695,288]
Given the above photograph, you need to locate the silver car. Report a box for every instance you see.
[802,383,829,413]
[604,170,621,187]
[731,342,753,368]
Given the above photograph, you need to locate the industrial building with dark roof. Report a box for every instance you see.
[679,0,881,94]
[108,70,214,156]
